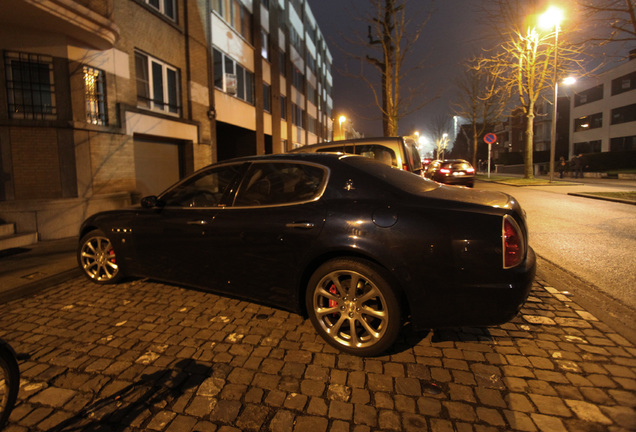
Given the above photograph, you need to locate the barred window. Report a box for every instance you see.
[4,52,56,120]
[84,66,107,125]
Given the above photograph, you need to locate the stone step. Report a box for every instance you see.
[0,223,15,237]
[0,232,38,251]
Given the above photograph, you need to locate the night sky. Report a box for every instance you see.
[307,0,489,149]
[307,0,630,154]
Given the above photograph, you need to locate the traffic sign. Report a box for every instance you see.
[484,133,497,144]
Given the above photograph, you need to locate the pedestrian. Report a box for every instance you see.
[557,156,567,179]
[573,154,584,179]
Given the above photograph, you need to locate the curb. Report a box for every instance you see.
[567,192,636,205]
[0,268,81,304]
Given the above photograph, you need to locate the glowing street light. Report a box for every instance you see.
[338,115,347,140]
[540,6,563,183]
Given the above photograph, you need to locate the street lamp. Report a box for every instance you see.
[540,6,563,183]
[338,115,347,140]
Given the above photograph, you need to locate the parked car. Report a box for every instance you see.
[426,159,476,187]
[78,153,535,356]
[289,136,425,175]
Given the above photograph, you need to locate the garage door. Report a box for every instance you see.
[134,138,181,197]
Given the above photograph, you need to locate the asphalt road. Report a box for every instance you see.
[476,178,636,315]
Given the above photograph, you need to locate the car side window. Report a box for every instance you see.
[233,162,326,207]
[160,164,243,207]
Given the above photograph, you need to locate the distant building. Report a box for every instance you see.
[0,0,333,243]
[569,54,636,156]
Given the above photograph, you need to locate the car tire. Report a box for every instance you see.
[306,258,402,356]
[78,229,123,284]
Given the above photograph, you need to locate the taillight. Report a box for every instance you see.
[466,167,475,173]
[440,168,451,174]
[503,215,525,269]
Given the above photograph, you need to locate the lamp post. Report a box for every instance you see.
[540,6,563,183]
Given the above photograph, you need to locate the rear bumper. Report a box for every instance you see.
[410,247,536,330]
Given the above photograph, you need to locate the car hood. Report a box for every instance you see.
[423,185,514,210]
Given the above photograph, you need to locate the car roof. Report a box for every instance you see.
[288,137,403,152]
[220,151,358,165]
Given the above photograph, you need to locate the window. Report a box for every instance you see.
[233,162,326,207]
[263,83,271,112]
[4,51,56,120]
[84,66,107,125]
[574,112,602,131]
[145,0,176,20]
[212,48,254,104]
[135,51,181,115]
[611,71,636,96]
[573,140,601,154]
[280,95,287,119]
[574,84,603,107]
[161,163,244,207]
[261,28,269,60]
[292,67,304,92]
[611,103,636,125]
[292,103,303,127]
[610,135,636,151]
[212,0,252,42]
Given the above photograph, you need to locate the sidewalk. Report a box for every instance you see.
[0,237,80,303]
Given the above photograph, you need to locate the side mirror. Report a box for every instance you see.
[140,195,159,208]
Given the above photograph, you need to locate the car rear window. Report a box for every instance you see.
[402,138,423,171]
[341,156,439,194]
[444,162,473,171]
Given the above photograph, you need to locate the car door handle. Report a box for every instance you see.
[286,222,315,229]
[187,220,209,225]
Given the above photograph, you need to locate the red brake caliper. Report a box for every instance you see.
[109,249,116,264]
[328,283,338,309]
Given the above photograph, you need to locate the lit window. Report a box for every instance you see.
[84,66,107,125]
[4,51,56,120]
[135,51,180,115]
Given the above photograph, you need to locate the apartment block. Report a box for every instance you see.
[0,0,333,242]
[570,55,636,156]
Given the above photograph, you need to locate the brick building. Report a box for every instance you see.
[0,0,333,244]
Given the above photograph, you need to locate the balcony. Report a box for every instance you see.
[2,0,119,50]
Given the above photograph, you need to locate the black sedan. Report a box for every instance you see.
[78,153,535,356]
[426,159,476,187]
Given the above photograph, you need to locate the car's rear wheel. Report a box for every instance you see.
[306,258,401,356]
[78,229,123,284]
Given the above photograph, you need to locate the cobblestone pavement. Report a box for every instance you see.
[0,275,635,432]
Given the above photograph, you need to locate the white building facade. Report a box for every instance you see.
[570,55,636,156]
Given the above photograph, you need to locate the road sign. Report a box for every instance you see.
[484,133,497,144]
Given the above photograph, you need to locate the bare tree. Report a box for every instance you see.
[452,61,506,168]
[579,0,636,47]
[338,0,433,136]
[474,1,589,179]
[426,114,452,160]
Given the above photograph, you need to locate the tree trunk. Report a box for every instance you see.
[472,120,478,168]
[524,103,535,179]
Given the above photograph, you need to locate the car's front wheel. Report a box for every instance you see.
[306,258,402,356]
[78,229,123,284]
